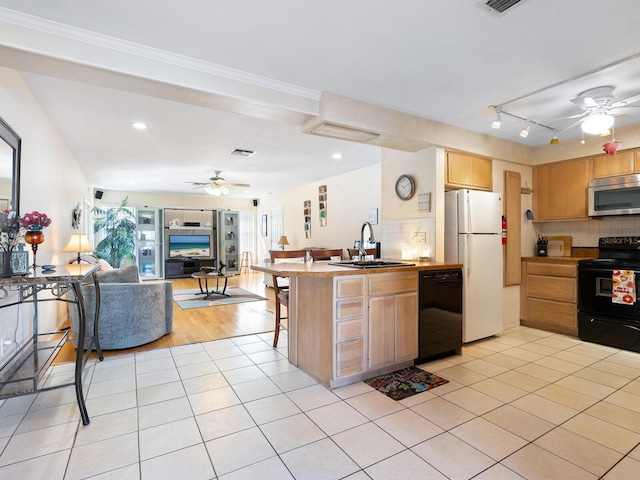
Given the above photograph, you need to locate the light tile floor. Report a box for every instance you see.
[1,326,640,479]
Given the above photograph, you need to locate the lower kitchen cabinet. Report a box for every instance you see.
[332,272,418,385]
[334,276,366,379]
[520,259,578,336]
[368,273,418,369]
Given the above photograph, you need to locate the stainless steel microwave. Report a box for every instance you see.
[588,174,640,217]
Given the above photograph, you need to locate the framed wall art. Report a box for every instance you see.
[319,185,327,227]
[304,200,311,238]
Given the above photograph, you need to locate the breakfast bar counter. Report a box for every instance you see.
[252,259,461,388]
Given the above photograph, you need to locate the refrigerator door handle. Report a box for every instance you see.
[463,236,471,277]
[466,191,472,234]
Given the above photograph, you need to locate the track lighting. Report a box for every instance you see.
[491,112,502,129]
[549,134,559,145]
[519,124,530,138]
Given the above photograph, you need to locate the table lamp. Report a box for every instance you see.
[277,235,289,250]
[63,233,94,264]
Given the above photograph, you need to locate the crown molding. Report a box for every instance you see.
[0,7,320,103]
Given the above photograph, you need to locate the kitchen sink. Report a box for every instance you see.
[329,260,416,269]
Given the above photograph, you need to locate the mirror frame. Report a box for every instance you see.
[0,115,21,216]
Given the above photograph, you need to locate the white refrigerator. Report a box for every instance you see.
[445,189,503,343]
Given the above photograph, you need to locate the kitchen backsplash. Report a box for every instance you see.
[536,216,640,249]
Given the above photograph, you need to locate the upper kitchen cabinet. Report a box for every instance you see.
[445,152,492,191]
[533,157,591,221]
[594,150,635,178]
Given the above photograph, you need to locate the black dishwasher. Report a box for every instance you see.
[415,269,463,364]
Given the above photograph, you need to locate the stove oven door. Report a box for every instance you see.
[578,265,640,318]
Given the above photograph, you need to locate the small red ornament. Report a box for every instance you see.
[602,141,622,156]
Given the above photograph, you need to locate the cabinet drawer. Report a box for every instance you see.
[336,298,364,320]
[336,318,363,341]
[336,338,364,377]
[369,273,417,296]
[527,275,576,303]
[526,263,576,277]
[336,277,365,298]
[525,297,577,328]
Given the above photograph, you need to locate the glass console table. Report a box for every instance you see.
[0,263,102,425]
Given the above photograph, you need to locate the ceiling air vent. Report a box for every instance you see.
[229,148,255,157]
[477,0,528,16]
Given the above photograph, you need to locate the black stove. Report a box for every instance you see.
[578,237,640,353]
[579,236,640,269]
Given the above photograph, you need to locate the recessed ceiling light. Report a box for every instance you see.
[131,121,148,130]
[332,153,343,160]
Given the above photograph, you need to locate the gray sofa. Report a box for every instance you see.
[70,265,173,350]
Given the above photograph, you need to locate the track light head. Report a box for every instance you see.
[491,112,502,129]
[550,134,559,145]
[519,124,530,138]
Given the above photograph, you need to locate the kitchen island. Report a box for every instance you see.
[252,260,461,388]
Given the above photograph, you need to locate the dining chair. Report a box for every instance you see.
[309,248,344,261]
[268,249,307,347]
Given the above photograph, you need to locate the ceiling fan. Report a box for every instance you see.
[187,171,250,196]
[558,86,640,135]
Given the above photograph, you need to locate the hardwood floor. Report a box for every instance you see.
[54,271,278,364]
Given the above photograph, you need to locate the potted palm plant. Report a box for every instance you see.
[93,197,136,267]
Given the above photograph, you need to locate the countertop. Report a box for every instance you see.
[251,259,462,277]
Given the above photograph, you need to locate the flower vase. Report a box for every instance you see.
[24,230,45,271]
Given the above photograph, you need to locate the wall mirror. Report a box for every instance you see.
[0,115,21,215]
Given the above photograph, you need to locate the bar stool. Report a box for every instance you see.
[240,251,253,274]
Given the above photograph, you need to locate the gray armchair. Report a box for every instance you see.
[70,265,173,350]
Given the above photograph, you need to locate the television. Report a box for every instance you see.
[168,234,211,258]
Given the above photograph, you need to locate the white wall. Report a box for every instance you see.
[256,162,382,261]
[381,147,439,260]
[0,67,92,358]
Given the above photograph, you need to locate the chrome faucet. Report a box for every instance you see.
[359,222,375,257]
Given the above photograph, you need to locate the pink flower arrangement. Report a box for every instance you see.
[19,211,52,231]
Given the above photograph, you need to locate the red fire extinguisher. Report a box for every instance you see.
[502,215,507,245]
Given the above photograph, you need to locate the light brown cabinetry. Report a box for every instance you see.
[520,260,578,336]
[594,150,634,178]
[367,273,418,369]
[334,276,365,378]
[446,152,493,191]
[533,158,591,221]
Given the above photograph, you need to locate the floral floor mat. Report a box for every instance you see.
[364,366,449,401]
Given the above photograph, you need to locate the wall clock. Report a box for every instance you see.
[395,174,415,200]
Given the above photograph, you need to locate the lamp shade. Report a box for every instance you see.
[63,234,93,263]
[277,235,290,250]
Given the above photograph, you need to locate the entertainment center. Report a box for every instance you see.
[165,257,215,278]
[163,208,218,279]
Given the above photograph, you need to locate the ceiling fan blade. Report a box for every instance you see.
[611,92,640,108]
[557,117,586,134]
[227,182,251,188]
[570,96,599,110]
[549,111,588,122]
[187,181,210,186]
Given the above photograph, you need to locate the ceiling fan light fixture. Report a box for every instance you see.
[519,124,530,138]
[491,112,502,129]
[220,186,229,195]
[581,113,614,135]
